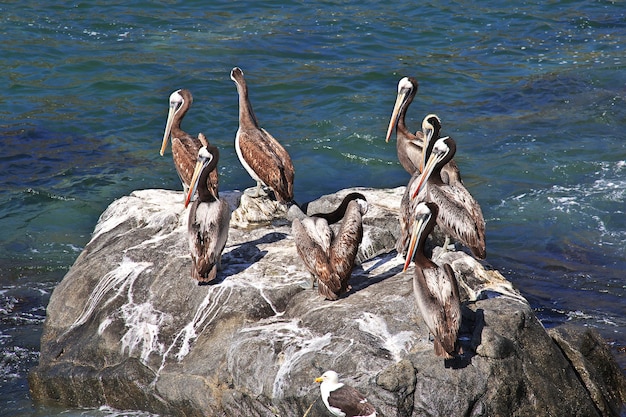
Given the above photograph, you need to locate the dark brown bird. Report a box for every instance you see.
[230,67,295,204]
[403,201,461,359]
[385,76,462,185]
[160,89,218,196]
[291,193,368,300]
[411,136,486,259]
[315,370,377,417]
[185,144,230,283]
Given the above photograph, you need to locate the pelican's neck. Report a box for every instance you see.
[414,234,432,265]
[396,97,411,137]
[424,138,456,185]
[312,192,366,225]
[416,203,439,266]
[235,81,259,128]
[396,81,418,141]
[171,93,191,140]
[197,146,220,203]
[170,112,185,140]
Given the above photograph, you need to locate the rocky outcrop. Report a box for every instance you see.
[29,187,626,416]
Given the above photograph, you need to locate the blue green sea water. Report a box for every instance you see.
[1,1,625,415]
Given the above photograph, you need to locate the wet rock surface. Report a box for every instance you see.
[29,187,626,416]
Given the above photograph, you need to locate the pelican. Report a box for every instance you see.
[385,77,461,184]
[315,370,377,417]
[420,117,462,187]
[230,67,295,204]
[185,144,230,283]
[403,202,461,359]
[396,170,425,257]
[411,136,486,259]
[291,193,368,300]
[385,76,423,174]
[160,89,218,196]
[395,133,454,257]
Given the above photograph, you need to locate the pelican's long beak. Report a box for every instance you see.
[420,126,434,172]
[184,158,206,208]
[385,91,407,143]
[403,215,427,272]
[160,103,178,156]
[411,146,444,199]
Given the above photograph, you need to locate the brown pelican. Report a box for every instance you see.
[385,77,462,184]
[420,117,462,187]
[396,171,425,257]
[411,136,486,259]
[160,89,218,196]
[185,144,230,283]
[291,193,368,300]
[385,76,423,174]
[315,370,377,417]
[403,202,461,359]
[230,67,295,204]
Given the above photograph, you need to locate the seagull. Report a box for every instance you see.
[315,370,377,417]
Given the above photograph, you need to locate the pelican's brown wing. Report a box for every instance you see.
[188,198,230,283]
[396,132,424,175]
[261,128,294,199]
[429,182,486,259]
[172,136,201,188]
[440,158,463,186]
[330,200,364,293]
[413,264,461,358]
[435,263,462,358]
[238,128,294,203]
[292,218,341,299]
[172,136,219,196]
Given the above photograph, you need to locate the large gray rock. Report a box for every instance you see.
[29,187,626,416]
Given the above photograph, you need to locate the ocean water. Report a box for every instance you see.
[1,1,624,415]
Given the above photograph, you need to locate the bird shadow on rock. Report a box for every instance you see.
[444,307,484,369]
[218,232,288,278]
[348,251,407,294]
